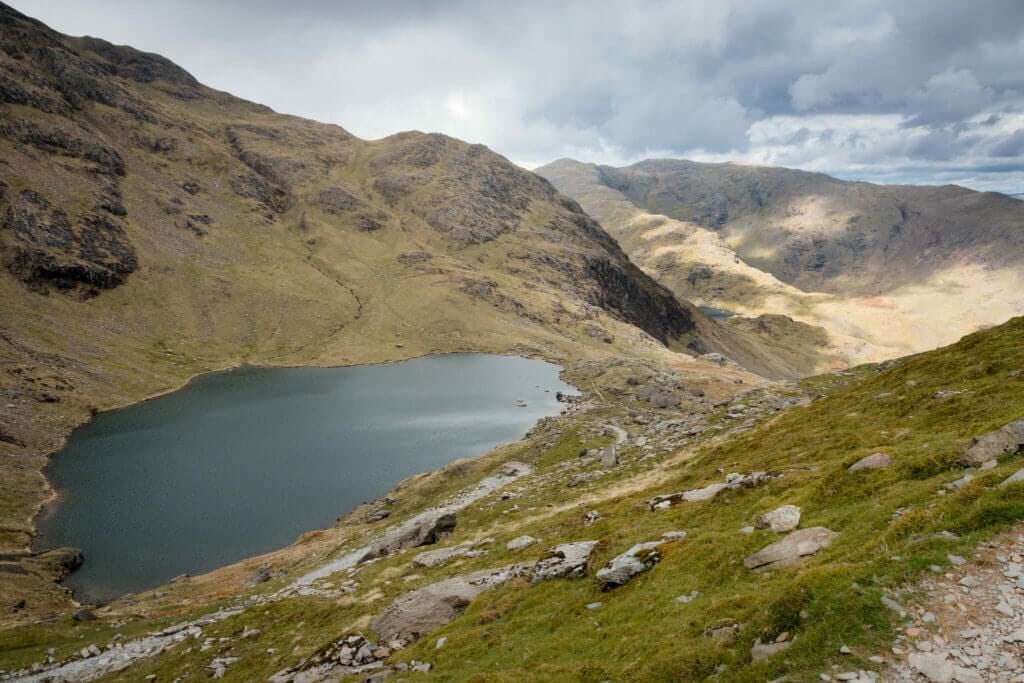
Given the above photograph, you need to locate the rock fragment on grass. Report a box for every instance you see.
[744,527,838,571]
[506,535,538,551]
[755,505,801,532]
[848,453,892,472]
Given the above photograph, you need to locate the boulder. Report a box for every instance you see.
[411,544,485,568]
[744,527,837,571]
[650,391,681,409]
[371,563,535,642]
[532,541,598,582]
[244,563,273,587]
[600,445,618,467]
[848,453,893,472]
[962,418,1024,466]
[755,505,801,532]
[506,535,539,551]
[365,508,390,523]
[908,652,954,683]
[595,541,664,589]
[360,509,456,562]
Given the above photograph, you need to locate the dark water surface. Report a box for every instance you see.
[699,306,738,320]
[35,354,575,603]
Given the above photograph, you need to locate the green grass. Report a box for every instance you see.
[2,318,1022,681]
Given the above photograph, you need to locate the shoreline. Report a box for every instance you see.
[28,350,581,604]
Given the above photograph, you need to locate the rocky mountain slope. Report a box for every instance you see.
[538,158,1024,367]
[0,3,820,617]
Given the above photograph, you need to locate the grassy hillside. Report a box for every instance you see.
[538,158,1024,367]
[0,2,822,618]
[1,314,1020,680]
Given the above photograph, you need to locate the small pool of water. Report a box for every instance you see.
[699,306,738,320]
[35,354,576,603]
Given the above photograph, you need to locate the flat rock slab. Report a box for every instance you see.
[755,505,801,532]
[744,527,837,571]
[963,418,1024,466]
[596,541,665,589]
[371,563,535,643]
[532,541,598,582]
[649,484,727,509]
[649,471,781,510]
[411,543,486,568]
[848,453,893,472]
[506,535,539,551]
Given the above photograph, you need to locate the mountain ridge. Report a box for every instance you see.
[538,156,1024,366]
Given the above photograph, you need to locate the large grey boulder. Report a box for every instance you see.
[371,563,535,642]
[601,444,618,467]
[744,527,837,571]
[595,541,664,589]
[532,541,598,582]
[755,505,801,532]
[360,509,456,563]
[962,418,1024,466]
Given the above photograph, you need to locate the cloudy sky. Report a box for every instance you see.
[15,0,1024,193]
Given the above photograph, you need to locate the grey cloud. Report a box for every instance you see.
[11,0,1024,191]
[990,130,1024,158]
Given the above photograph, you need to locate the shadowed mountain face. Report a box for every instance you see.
[0,1,826,612]
[538,158,1024,366]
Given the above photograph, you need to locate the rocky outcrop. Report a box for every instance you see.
[371,563,535,643]
[744,527,837,571]
[595,541,666,589]
[532,541,598,582]
[962,418,1024,466]
[1,188,137,294]
[359,509,457,563]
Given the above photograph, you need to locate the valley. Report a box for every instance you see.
[0,2,1022,682]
